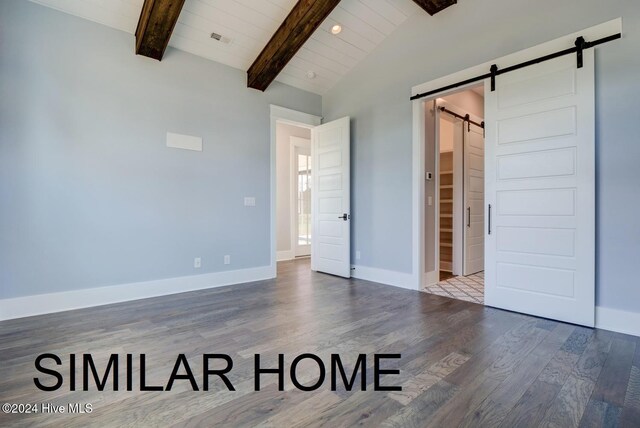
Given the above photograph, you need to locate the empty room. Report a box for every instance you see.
[1,0,639,426]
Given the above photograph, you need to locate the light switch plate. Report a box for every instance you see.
[244,197,256,207]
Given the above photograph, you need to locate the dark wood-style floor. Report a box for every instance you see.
[1,258,639,427]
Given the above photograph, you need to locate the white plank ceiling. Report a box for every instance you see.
[29,0,421,95]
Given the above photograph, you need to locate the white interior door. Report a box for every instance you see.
[311,117,351,277]
[485,51,595,326]
[463,122,485,275]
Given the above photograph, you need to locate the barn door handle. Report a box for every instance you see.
[467,207,471,228]
[488,204,492,235]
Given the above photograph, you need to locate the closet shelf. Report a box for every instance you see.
[439,150,454,278]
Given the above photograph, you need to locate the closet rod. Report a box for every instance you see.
[439,106,484,129]
[410,33,621,101]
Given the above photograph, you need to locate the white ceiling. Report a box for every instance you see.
[29,0,420,95]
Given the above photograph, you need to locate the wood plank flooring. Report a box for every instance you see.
[0,258,638,427]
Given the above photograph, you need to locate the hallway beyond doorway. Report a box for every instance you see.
[423,272,484,304]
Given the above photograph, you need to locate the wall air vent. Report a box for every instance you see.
[210,32,232,45]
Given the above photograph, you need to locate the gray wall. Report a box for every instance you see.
[323,0,640,313]
[0,1,321,299]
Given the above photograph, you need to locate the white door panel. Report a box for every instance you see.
[497,147,576,180]
[463,123,485,276]
[312,117,351,278]
[497,107,576,144]
[485,51,595,327]
[496,57,578,107]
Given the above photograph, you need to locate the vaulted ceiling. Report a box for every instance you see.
[29,0,454,95]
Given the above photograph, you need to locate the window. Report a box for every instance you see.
[297,153,311,246]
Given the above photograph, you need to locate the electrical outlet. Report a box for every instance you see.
[194,257,201,268]
[224,255,231,265]
[355,250,361,260]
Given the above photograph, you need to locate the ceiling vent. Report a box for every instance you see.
[210,32,232,45]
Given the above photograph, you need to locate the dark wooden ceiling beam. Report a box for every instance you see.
[412,0,457,16]
[135,0,186,61]
[247,0,341,91]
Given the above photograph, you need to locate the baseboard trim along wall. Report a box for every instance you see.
[424,270,439,287]
[351,265,416,291]
[0,266,273,321]
[352,265,639,338]
[2,265,638,338]
[277,250,294,262]
[595,306,640,337]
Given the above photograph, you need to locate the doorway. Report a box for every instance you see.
[411,21,611,327]
[276,122,312,262]
[270,105,320,276]
[423,87,486,304]
[292,139,312,257]
[270,105,352,279]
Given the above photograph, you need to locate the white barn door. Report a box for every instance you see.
[311,117,351,278]
[484,51,595,326]
[463,123,485,276]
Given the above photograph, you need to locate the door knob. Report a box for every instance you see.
[339,213,350,221]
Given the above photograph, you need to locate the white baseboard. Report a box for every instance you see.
[351,267,640,337]
[0,266,273,321]
[277,250,294,261]
[596,306,640,337]
[425,270,438,287]
[4,266,637,338]
[351,265,416,291]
